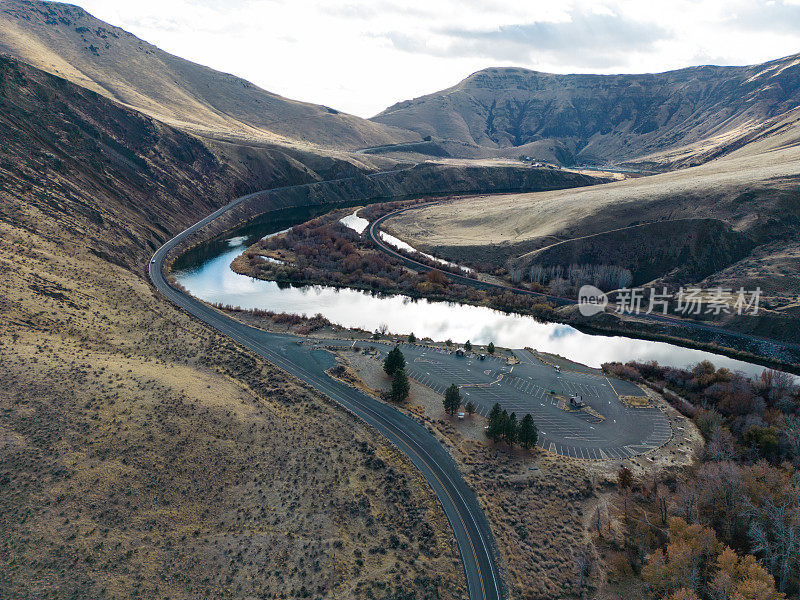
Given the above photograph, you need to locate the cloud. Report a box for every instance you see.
[385,10,672,67]
[725,0,800,34]
[70,0,800,117]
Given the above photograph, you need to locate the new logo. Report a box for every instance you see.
[578,285,608,317]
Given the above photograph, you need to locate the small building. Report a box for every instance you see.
[570,395,585,408]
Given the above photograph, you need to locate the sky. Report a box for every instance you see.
[72,0,800,118]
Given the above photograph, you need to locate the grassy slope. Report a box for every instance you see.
[383,132,800,295]
[0,56,464,599]
[380,120,800,352]
[0,0,419,150]
[372,58,800,168]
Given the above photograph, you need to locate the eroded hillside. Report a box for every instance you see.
[373,58,800,168]
[0,0,419,150]
[0,56,465,599]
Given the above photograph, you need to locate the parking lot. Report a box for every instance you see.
[381,343,672,460]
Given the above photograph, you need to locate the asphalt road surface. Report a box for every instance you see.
[319,340,671,461]
[368,204,800,355]
[401,345,670,460]
[149,184,676,600]
[149,194,503,600]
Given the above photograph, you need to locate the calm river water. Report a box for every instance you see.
[173,206,775,378]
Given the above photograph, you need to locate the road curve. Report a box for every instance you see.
[149,189,504,600]
[368,204,800,355]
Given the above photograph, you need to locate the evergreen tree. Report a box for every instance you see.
[486,403,504,442]
[382,348,395,376]
[408,332,416,344]
[443,384,461,415]
[465,401,476,416]
[465,340,472,352]
[390,368,410,402]
[504,411,518,445]
[383,346,406,377]
[394,347,406,373]
[445,339,453,348]
[519,414,538,449]
[487,342,495,355]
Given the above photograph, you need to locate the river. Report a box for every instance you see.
[172,206,777,378]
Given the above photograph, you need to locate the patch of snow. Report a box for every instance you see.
[261,227,291,241]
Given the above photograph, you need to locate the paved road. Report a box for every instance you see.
[149,193,503,600]
[368,204,800,354]
[321,340,671,460]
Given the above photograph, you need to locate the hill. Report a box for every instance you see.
[0,54,466,599]
[0,0,419,150]
[381,114,800,350]
[373,57,800,168]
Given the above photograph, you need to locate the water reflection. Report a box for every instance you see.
[174,234,772,378]
[339,209,369,234]
[378,231,473,273]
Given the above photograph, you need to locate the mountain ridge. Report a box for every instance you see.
[372,55,800,167]
[0,0,420,151]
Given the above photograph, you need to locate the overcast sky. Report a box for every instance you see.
[73,0,800,118]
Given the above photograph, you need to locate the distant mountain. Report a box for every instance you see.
[0,0,419,150]
[372,57,800,168]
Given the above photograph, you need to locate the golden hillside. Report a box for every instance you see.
[0,0,420,151]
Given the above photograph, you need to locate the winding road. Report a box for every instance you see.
[149,190,503,600]
[149,178,790,600]
[368,203,800,358]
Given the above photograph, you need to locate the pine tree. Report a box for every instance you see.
[504,411,518,445]
[394,347,406,373]
[383,346,406,377]
[390,368,410,402]
[519,414,538,449]
[486,403,504,442]
[487,342,495,355]
[408,332,416,344]
[382,348,395,376]
[465,401,476,416]
[465,340,472,352]
[443,384,461,415]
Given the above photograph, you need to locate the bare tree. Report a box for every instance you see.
[698,462,744,544]
[747,496,800,593]
[704,425,736,462]
[655,484,670,526]
[506,258,523,284]
[574,545,595,588]
[677,479,700,524]
[784,415,800,464]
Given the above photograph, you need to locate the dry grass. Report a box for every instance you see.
[0,221,466,600]
[330,345,703,600]
[384,145,800,255]
[0,46,468,600]
[0,0,416,152]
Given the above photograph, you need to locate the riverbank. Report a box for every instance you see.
[320,335,702,598]
[229,206,561,320]
[223,205,800,374]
